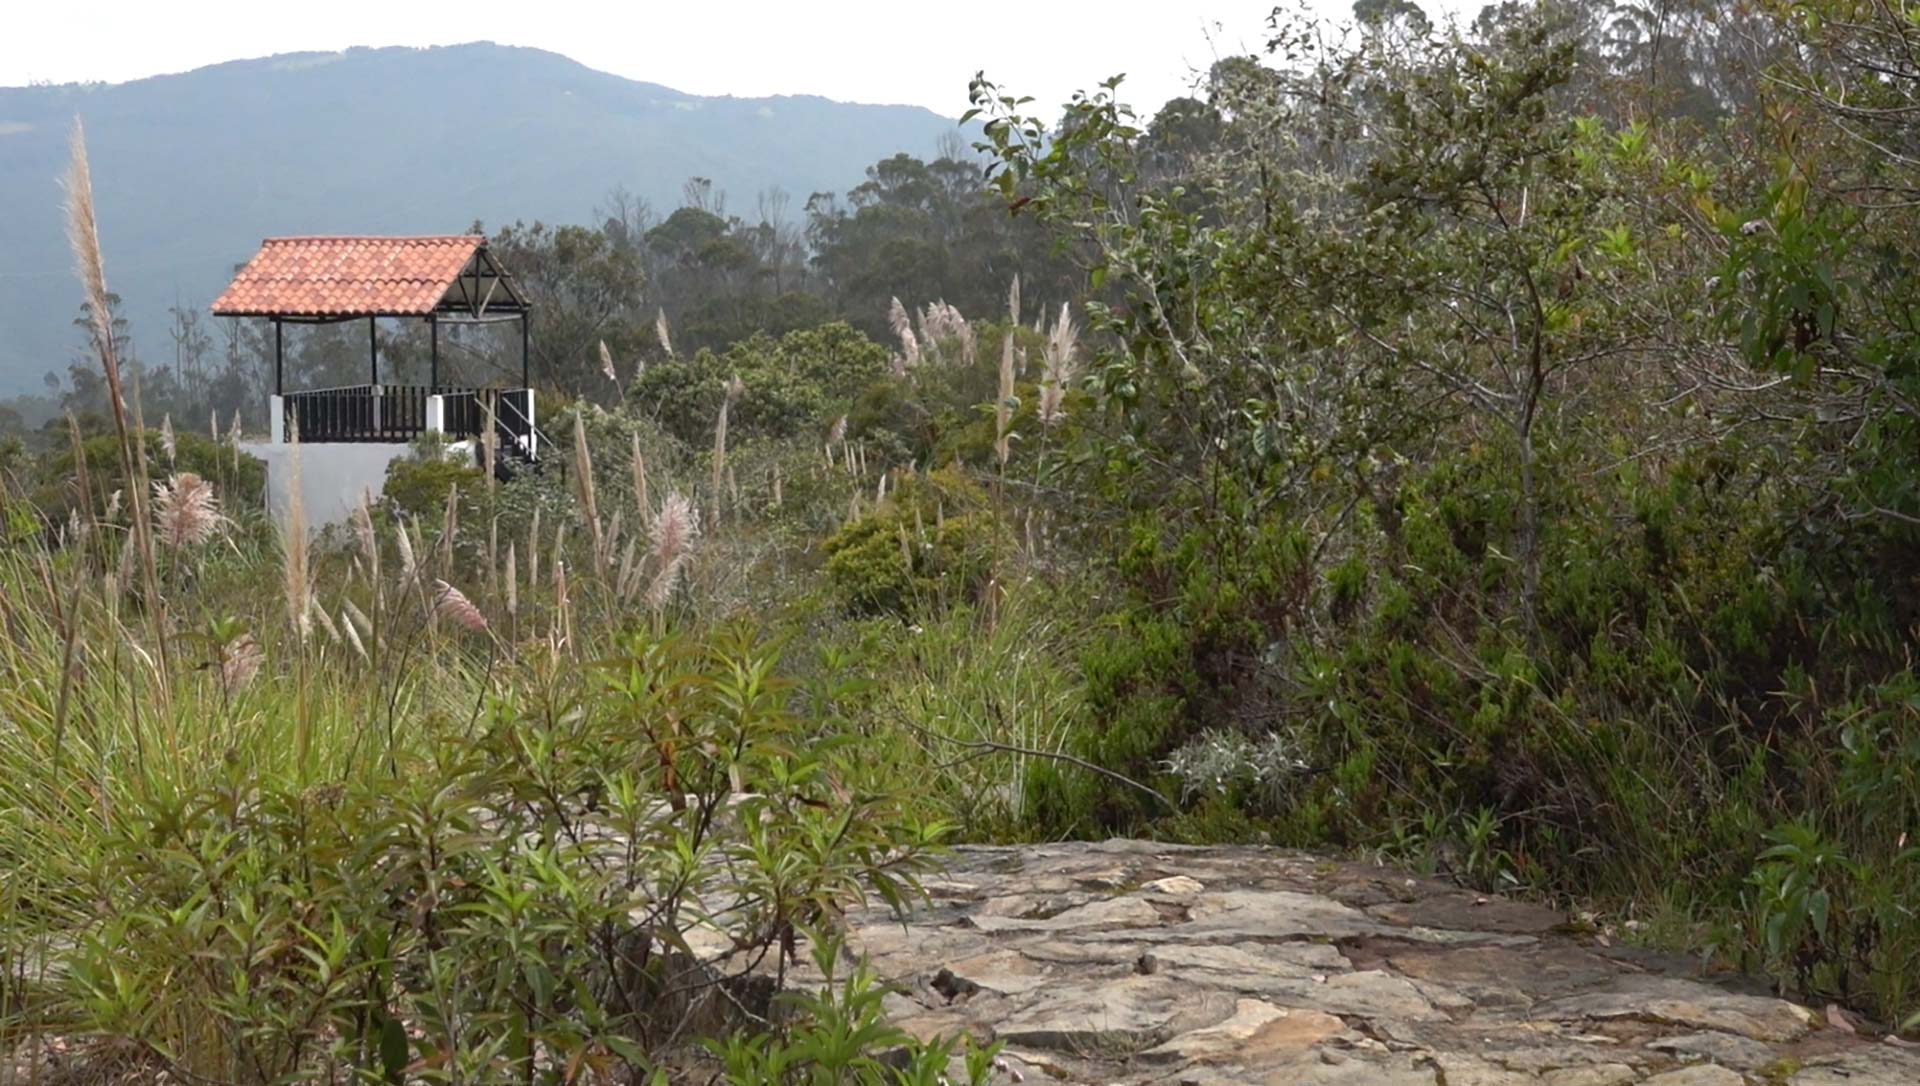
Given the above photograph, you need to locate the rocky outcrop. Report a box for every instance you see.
[836,841,1920,1086]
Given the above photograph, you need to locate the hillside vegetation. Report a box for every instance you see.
[4,1,1920,1083]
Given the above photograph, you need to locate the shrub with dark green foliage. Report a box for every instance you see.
[633,322,892,445]
[822,469,1003,617]
[29,427,265,523]
[381,434,488,520]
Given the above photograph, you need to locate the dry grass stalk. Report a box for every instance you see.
[710,376,742,524]
[528,507,542,589]
[996,330,1016,468]
[488,515,499,596]
[772,463,783,508]
[1008,273,1022,328]
[152,472,223,548]
[307,593,340,643]
[159,414,176,466]
[888,296,920,372]
[395,512,418,587]
[352,490,379,584]
[553,558,574,651]
[958,310,978,367]
[105,489,122,522]
[283,424,310,640]
[1040,301,1081,426]
[646,491,700,609]
[655,307,674,359]
[66,118,169,688]
[341,609,368,660]
[344,598,371,637]
[599,339,618,385]
[505,543,518,618]
[440,484,459,570]
[480,396,498,495]
[920,301,974,366]
[915,305,937,363]
[116,526,134,581]
[631,435,650,527]
[572,410,605,576]
[617,537,641,602]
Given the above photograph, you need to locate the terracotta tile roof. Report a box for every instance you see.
[211,235,485,317]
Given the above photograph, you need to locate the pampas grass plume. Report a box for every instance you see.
[222,634,263,693]
[432,579,489,633]
[646,490,699,609]
[153,472,223,548]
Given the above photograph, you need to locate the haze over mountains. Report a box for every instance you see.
[0,42,967,394]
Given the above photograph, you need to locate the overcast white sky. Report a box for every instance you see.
[0,0,1474,117]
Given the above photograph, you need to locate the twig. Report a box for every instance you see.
[898,717,1177,813]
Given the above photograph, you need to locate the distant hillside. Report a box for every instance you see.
[0,42,964,393]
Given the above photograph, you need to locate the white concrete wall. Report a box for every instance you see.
[243,441,412,531]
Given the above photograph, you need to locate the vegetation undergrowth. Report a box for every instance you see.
[9,0,1920,1074]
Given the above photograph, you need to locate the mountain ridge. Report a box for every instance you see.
[0,42,965,393]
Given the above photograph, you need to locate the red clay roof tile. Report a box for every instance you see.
[211,235,485,317]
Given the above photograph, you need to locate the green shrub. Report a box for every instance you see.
[30,427,264,523]
[24,627,956,1085]
[632,322,892,446]
[822,469,1001,616]
[381,434,487,520]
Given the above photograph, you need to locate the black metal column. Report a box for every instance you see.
[520,311,530,389]
[430,316,439,393]
[368,316,378,386]
[273,318,283,396]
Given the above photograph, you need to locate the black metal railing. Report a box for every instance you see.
[283,385,429,443]
[282,384,528,444]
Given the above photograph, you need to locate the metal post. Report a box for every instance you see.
[273,318,283,396]
[430,316,439,394]
[520,311,530,389]
[368,316,378,387]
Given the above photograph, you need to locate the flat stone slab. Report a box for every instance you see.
[840,842,1916,1085]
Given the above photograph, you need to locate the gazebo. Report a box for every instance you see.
[212,235,538,457]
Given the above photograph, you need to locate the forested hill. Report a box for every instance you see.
[0,42,964,392]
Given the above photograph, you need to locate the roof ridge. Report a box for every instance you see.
[258,234,485,243]
[212,235,506,318]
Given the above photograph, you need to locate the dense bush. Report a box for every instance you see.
[382,434,489,521]
[28,426,264,524]
[971,1,1920,1023]
[632,322,891,446]
[822,469,1003,617]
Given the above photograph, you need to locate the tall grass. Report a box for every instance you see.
[849,580,1095,839]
